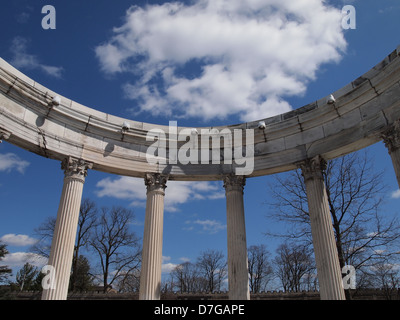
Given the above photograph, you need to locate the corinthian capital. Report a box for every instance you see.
[145,173,168,193]
[223,174,246,193]
[382,120,400,154]
[61,157,93,182]
[299,155,327,182]
[0,129,11,143]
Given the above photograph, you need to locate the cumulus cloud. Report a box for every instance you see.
[161,256,178,273]
[184,219,226,234]
[96,176,146,203]
[95,176,224,212]
[0,153,30,174]
[10,37,64,78]
[0,234,38,247]
[161,256,194,273]
[391,189,400,199]
[162,262,177,274]
[95,0,346,122]
[0,252,47,268]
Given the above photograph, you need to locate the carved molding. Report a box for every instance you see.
[0,129,11,143]
[145,173,169,193]
[61,157,93,182]
[299,155,327,182]
[382,120,400,154]
[223,174,246,193]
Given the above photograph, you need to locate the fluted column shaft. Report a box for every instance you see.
[300,156,345,300]
[224,175,250,300]
[42,157,92,300]
[382,120,400,188]
[139,173,168,300]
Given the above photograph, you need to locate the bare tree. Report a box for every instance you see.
[374,262,400,300]
[70,198,97,291]
[171,261,199,293]
[247,244,273,293]
[196,249,227,292]
[116,269,141,293]
[267,151,400,292]
[32,198,97,259]
[90,206,141,292]
[161,273,176,294]
[274,242,316,292]
[31,216,56,258]
[360,259,400,300]
[32,198,98,292]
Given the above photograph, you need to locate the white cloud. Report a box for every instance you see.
[96,176,146,203]
[0,234,38,247]
[95,176,224,212]
[162,262,178,274]
[161,256,193,273]
[15,6,33,24]
[366,232,379,238]
[16,12,30,24]
[0,153,30,174]
[179,257,191,263]
[161,256,177,273]
[10,37,64,78]
[96,0,346,122]
[391,189,400,199]
[184,219,226,234]
[0,252,47,268]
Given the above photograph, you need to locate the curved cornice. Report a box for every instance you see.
[1,46,400,181]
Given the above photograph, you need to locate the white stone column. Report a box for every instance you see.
[42,157,92,300]
[382,120,400,189]
[300,156,345,300]
[224,175,250,300]
[139,173,168,300]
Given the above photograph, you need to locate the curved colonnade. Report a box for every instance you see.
[1,46,400,300]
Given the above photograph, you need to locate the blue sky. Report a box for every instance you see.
[0,0,400,288]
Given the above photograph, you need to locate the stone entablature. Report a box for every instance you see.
[1,46,400,180]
